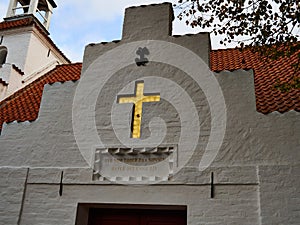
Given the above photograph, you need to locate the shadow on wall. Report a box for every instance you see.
[0,46,8,66]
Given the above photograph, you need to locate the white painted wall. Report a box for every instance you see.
[0,25,69,101]
[0,64,24,100]
[1,31,31,70]
[24,30,60,78]
[6,66,23,96]
[0,83,7,99]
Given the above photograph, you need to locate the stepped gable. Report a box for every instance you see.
[211,47,300,113]
[0,63,82,131]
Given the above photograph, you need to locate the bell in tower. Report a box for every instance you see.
[5,0,57,30]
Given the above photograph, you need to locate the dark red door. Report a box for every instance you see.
[88,208,186,225]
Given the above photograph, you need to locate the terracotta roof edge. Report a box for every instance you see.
[0,64,59,106]
[1,16,32,30]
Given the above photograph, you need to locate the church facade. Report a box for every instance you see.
[0,1,299,225]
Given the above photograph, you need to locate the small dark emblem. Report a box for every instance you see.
[135,47,149,66]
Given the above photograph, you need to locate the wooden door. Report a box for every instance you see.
[88,208,186,225]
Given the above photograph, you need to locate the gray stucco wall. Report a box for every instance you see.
[0,3,299,225]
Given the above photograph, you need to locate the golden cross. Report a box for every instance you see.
[117,81,160,138]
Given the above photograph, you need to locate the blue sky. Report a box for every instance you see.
[0,0,230,62]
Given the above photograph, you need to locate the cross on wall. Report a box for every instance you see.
[117,81,160,139]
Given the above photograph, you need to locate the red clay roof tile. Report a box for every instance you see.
[0,17,33,30]
[0,63,82,131]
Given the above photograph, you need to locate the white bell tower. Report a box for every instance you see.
[0,0,70,101]
[5,0,57,30]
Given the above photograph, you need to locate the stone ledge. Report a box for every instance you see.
[27,166,258,185]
